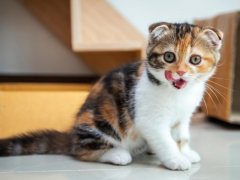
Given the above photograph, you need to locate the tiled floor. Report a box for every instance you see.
[0,120,240,180]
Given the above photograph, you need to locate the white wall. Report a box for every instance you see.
[108,0,240,36]
[0,0,92,75]
[0,0,239,75]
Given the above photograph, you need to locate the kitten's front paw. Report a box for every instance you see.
[182,149,201,164]
[162,155,191,170]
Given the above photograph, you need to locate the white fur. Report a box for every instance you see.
[99,124,147,165]
[181,146,201,163]
[202,29,222,50]
[120,127,147,156]
[98,24,222,170]
[150,25,169,41]
[133,70,205,170]
[99,69,205,169]
[99,68,206,169]
[99,148,132,165]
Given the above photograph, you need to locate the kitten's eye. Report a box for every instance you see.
[163,52,176,63]
[189,55,201,65]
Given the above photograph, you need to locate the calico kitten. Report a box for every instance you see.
[0,22,223,170]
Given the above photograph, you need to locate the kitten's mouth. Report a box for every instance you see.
[172,79,187,89]
[165,71,187,89]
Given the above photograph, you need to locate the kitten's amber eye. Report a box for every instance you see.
[163,52,176,63]
[189,55,201,65]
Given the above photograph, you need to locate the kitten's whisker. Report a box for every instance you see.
[210,77,229,81]
[202,98,208,115]
[216,60,226,67]
[205,90,218,112]
[206,85,221,105]
[207,84,228,103]
[191,78,209,115]
[208,80,234,91]
[216,63,225,67]
[211,75,228,78]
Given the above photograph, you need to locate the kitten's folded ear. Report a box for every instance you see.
[148,22,170,42]
[201,27,224,50]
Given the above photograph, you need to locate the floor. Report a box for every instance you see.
[0,120,240,180]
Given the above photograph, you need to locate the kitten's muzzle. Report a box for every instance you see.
[165,71,187,89]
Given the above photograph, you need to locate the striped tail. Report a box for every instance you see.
[0,130,71,156]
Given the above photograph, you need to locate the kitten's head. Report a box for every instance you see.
[146,22,223,89]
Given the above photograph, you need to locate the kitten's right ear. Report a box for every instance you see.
[148,22,169,42]
[201,27,224,50]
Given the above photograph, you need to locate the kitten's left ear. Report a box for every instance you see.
[201,27,224,50]
[148,22,170,42]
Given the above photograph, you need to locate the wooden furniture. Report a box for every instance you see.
[20,0,146,74]
[195,12,240,124]
[0,83,91,138]
[1,0,146,138]
[71,0,145,52]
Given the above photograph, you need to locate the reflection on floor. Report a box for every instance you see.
[0,120,240,180]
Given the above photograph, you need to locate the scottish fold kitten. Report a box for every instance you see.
[0,22,223,170]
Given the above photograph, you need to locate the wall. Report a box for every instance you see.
[0,0,239,75]
[0,0,92,75]
[108,0,240,36]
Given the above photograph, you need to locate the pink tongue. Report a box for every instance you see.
[165,71,174,81]
[165,71,187,89]
[173,79,186,89]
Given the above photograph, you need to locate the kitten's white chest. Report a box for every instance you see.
[123,73,205,155]
[134,74,205,126]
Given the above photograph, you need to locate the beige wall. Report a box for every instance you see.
[108,0,240,36]
[0,0,92,75]
[1,0,239,75]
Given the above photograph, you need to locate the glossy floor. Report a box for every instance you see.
[0,120,240,180]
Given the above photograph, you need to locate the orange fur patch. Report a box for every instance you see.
[130,127,139,141]
[121,108,134,136]
[177,139,188,151]
[76,149,107,161]
[196,56,215,73]
[177,34,192,62]
[77,111,94,126]
[90,82,103,98]
[101,99,118,125]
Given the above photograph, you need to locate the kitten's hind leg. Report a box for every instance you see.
[99,148,132,165]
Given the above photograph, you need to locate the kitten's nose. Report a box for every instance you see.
[176,71,185,76]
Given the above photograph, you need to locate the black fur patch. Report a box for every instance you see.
[146,69,161,85]
[71,124,112,152]
[0,131,71,156]
[174,23,195,40]
[0,140,10,156]
[73,124,102,140]
[95,120,121,141]
[103,62,140,130]
[78,141,113,150]
[147,53,165,69]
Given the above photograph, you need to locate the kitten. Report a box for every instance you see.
[0,22,223,170]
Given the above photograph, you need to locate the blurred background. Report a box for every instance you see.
[0,0,239,137]
[0,0,239,76]
[0,1,240,179]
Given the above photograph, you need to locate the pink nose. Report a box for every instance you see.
[176,71,185,76]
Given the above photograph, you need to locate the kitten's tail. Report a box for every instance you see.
[0,130,71,156]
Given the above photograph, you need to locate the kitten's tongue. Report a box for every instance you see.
[165,71,174,81]
[165,71,187,89]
